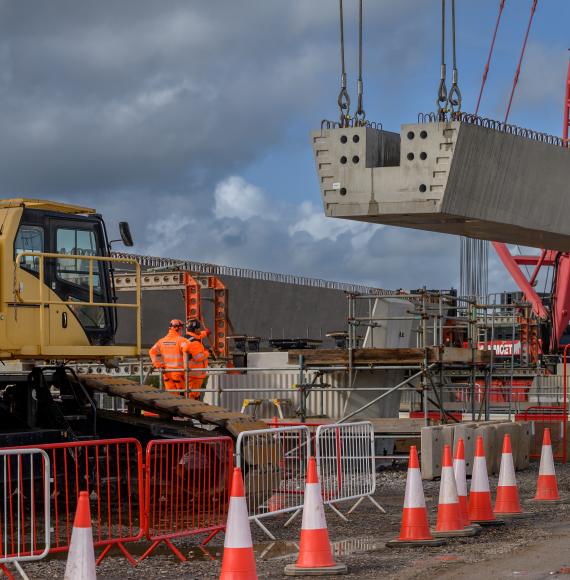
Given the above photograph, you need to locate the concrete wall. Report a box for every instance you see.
[115,276,364,348]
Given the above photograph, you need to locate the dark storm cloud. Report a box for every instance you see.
[0,0,481,291]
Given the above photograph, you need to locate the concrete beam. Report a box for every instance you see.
[313,121,570,250]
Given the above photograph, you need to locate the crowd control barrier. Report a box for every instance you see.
[315,422,384,518]
[32,438,144,565]
[235,425,311,539]
[142,437,233,562]
[0,448,51,580]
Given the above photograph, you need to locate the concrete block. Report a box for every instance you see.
[515,422,531,470]
[313,121,570,251]
[474,423,498,475]
[420,426,443,480]
[441,424,455,451]
[492,422,520,474]
[453,423,477,476]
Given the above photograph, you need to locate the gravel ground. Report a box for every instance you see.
[20,462,570,579]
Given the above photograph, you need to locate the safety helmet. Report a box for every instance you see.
[169,319,184,328]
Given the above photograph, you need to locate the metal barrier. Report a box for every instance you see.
[515,406,567,462]
[235,425,311,539]
[0,449,51,580]
[142,437,233,562]
[316,422,384,518]
[32,438,144,565]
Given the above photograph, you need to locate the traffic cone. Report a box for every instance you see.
[495,434,525,517]
[453,438,471,528]
[468,436,500,525]
[433,445,476,537]
[532,428,561,502]
[386,446,444,547]
[284,457,347,576]
[220,467,257,580]
[64,491,96,580]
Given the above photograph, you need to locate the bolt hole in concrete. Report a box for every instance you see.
[420,130,428,139]
[352,155,360,164]
[407,131,415,140]
[353,135,360,143]
[340,135,348,144]
[407,152,415,161]
[340,187,347,196]
[419,184,427,193]
[340,156,347,164]
[420,152,428,160]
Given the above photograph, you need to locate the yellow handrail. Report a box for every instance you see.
[14,251,142,354]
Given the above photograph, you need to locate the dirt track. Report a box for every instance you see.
[22,462,570,579]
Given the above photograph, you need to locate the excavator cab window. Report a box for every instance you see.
[54,226,107,332]
[14,225,44,272]
[14,208,116,345]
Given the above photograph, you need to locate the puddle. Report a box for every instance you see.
[183,535,385,563]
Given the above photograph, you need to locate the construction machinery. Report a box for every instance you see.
[0,198,266,447]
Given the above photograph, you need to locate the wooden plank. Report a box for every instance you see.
[288,347,491,366]
[288,348,426,366]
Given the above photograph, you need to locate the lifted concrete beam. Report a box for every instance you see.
[313,120,570,250]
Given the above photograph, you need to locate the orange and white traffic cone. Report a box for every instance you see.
[433,445,476,537]
[387,446,444,547]
[532,428,561,502]
[64,491,96,580]
[468,436,501,525]
[495,434,526,517]
[453,438,472,528]
[220,467,257,580]
[284,457,347,576]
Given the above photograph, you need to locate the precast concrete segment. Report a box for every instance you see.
[313,121,570,251]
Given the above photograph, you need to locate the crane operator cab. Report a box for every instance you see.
[0,199,141,361]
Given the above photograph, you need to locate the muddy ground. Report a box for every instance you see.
[21,462,570,579]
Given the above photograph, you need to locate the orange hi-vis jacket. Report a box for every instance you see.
[182,338,209,379]
[149,329,188,370]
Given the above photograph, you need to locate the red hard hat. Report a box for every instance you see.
[169,319,184,328]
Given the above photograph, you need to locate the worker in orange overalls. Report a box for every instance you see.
[182,334,210,400]
[149,319,188,395]
[186,318,211,342]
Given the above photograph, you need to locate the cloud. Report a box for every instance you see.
[289,201,377,249]
[214,176,271,221]
[0,1,563,293]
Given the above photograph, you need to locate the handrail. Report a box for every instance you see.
[14,251,142,354]
[113,251,385,295]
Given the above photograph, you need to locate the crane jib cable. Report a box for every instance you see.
[475,0,507,116]
[504,0,539,123]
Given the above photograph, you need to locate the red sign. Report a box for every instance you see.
[477,340,521,357]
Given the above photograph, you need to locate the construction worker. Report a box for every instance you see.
[182,335,210,400]
[186,318,211,342]
[149,319,187,395]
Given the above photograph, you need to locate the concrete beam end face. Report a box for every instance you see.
[421,426,443,480]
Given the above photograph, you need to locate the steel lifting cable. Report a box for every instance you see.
[337,0,351,126]
[436,0,448,117]
[354,0,366,124]
[475,0,507,116]
[436,0,462,117]
[447,0,462,113]
[504,0,539,123]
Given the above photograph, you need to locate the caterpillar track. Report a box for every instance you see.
[80,375,269,437]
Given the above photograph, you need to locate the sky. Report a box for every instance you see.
[0,0,567,291]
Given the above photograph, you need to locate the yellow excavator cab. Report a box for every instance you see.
[0,198,141,361]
